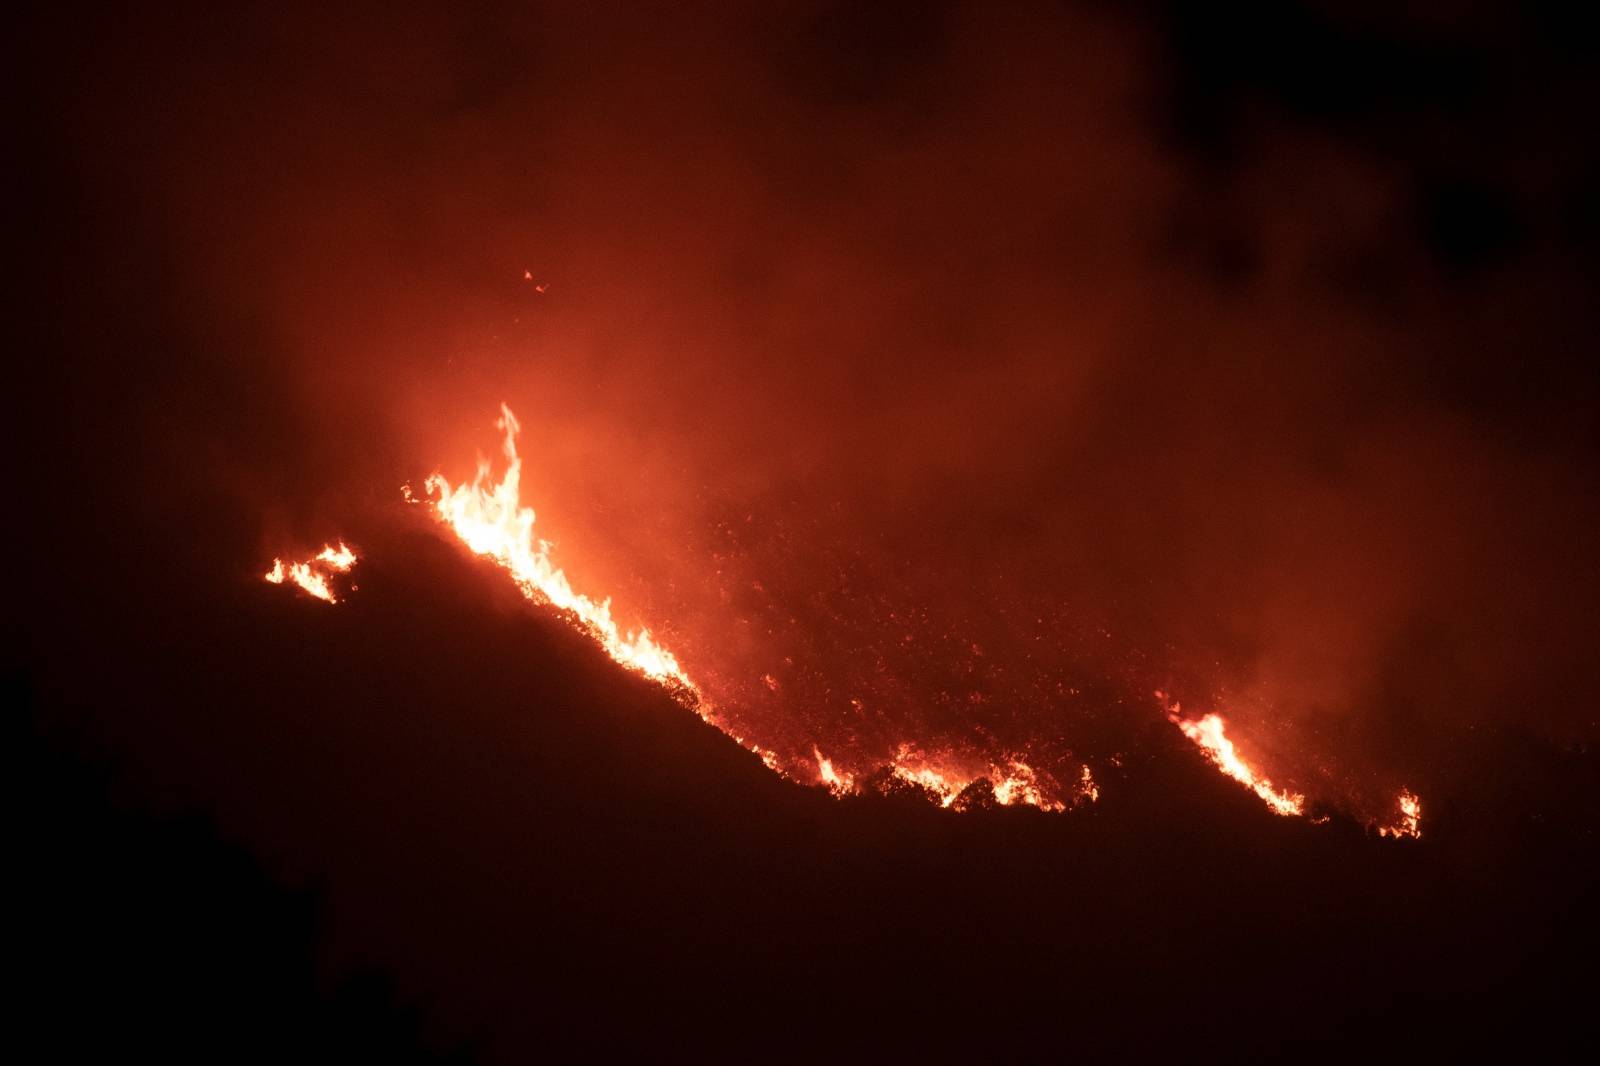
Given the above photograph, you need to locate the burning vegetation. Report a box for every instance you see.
[263,542,358,604]
[260,405,1426,831]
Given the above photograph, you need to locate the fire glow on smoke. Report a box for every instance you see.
[265,406,1421,834]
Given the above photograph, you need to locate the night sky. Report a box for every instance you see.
[14,2,1600,1060]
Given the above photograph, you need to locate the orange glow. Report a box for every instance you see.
[264,541,358,603]
[408,407,1088,813]
[1378,789,1423,839]
[414,409,878,793]
[407,408,1102,815]
[889,751,966,807]
[316,542,357,571]
[886,745,1076,811]
[406,407,1424,827]
[815,748,856,796]
[414,405,695,692]
[1158,693,1304,817]
[990,759,1064,810]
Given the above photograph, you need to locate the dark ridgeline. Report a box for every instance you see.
[13,517,1599,1061]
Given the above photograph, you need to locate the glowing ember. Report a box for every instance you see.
[1158,693,1305,817]
[263,541,358,603]
[1378,789,1423,839]
[413,405,694,692]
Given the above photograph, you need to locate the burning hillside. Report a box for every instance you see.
[265,404,1426,831]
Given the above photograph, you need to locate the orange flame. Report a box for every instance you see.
[815,748,856,796]
[1158,693,1305,817]
[415,405,694,691]
[1378,789,1423,839]
[886,746,1077,811]
[264,541,357,603]
[1078,764,1101,803]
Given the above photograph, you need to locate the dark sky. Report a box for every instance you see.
[14,1,1600,1060]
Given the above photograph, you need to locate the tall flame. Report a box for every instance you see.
[416,405,694,691]
[264,541,358,603]
[1159,693,1305,817]
[815,747,856,796]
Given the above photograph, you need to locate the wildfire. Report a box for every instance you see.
[1378,789,1423,839]
[411,405,1092,814]
[395,406,1422,829]
[264,542,358,603]
[1159,693,1305,817]
[412,405,694,692]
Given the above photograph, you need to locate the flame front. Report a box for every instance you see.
[1159,693,1305,817]
[413,406,1091,813]
[416,405,694,691]
[1378,789,1423,838]
[397,406,1424,829]
[264,541,357,603]
[885,745,1081,812]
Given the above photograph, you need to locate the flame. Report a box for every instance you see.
[316,543,357,571]
[1378,789,1423,839]
[815,748,856,796]
[416,407,851,794]
[889,754,966,807]
[414,405,694,692]
[264,541,357,603]
[1159,693,1304,817]
[1079,764,1100,803]
[884,746,1075,811]
[990,759,1064,810]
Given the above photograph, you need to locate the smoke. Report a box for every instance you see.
[28,1,1598,813]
